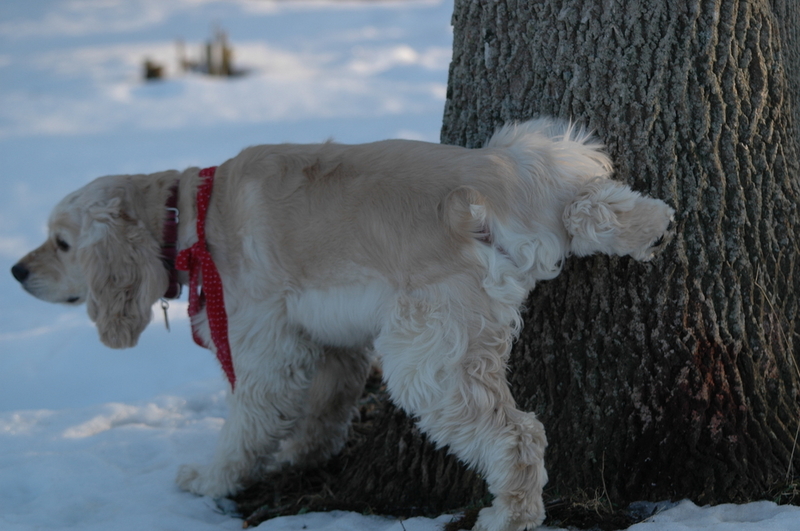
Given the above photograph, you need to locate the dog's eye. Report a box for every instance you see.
[56,238,70,252]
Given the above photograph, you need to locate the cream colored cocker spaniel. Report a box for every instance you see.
[12,119,674,531]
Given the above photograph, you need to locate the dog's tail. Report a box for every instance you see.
[448,118,613,289]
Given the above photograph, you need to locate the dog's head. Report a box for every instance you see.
[11,176,168,348]
[563,177,675,261]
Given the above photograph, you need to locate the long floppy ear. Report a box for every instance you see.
[564,178,675,261]
[79,197,168,348]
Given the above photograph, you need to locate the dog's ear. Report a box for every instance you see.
[563,178,675,261]
[78,196,167,348]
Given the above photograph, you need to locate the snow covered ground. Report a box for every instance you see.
[1,0,799,529]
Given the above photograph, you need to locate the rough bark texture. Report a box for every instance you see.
[770,0,800,150]
[325,402,487,515]
[442,0,800,506]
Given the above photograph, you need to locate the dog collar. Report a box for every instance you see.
[176,167,236,390]
[161,183,182,300]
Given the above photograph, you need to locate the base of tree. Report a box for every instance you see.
[233,370,800,530]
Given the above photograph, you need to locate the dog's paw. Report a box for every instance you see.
[642,215,675,261]
[175,463,203,494]
[565,179,676,262]
[175,463,236,498]
[625,201,675,262]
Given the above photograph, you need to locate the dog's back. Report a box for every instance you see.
[208,120,612,294]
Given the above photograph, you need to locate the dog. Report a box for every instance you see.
[11,118,674,531]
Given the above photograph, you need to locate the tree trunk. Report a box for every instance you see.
[443,0,800,506]
[770,0,800,151]
[237,0,800,526]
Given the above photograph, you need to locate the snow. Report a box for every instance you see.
[0,0,798,529]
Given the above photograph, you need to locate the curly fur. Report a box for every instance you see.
[12,118,674,531]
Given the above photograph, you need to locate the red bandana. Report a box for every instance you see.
[176,166,236,390]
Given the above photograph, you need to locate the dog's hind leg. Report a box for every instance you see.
[376,294,547,531]
[272,345,371,468]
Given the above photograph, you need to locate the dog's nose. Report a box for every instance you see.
[11,263,29,283]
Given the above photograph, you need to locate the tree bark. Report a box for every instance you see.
[443,0,800,506]
[770,0,800,150]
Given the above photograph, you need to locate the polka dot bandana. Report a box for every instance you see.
[176,166,236,390]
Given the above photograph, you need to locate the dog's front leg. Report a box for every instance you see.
[176,390,275,497]
[176,331,321,498]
